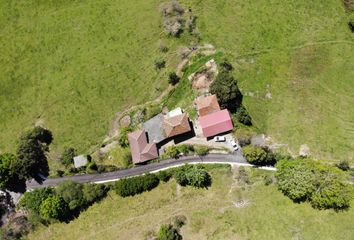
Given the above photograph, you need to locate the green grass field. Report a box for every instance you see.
[26,166,354,240]
[0,0,353,165]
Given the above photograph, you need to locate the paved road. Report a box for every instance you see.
[27,153,249,189]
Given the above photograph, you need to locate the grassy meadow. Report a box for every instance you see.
[0,0,353,167]
[26,166,354,240]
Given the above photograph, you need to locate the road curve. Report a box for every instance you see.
[26,153,259,189]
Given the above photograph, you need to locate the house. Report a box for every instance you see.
[73,155,88,168]
[163,112,191,138]
[199,109,233,138]
[195,94,220,116]
[142,113,165,143]
[128,130,158,164]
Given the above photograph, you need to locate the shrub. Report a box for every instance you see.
[194,145,209,156]
[172,215,187,229]
[82,184,108,203]
[242,145,268,165]
[175,144,194,155]
[114,174,160,197]
[233,128,253,147]
[235,105,252,126]
[168,72,180,85]
[164,146,180,159]
[276,159,352,210]
[157,224,182,240]
[19,188,53,214]
[263,175,273,186]
[210,71,242,112]
[173,165,211,188]
[56,180,86,211]
[336,160,350,171]
[0,153,16,190]
[86,162,98,173]
[219,60,233,72]
[39,195,68,221]
[155,59,166,70]
[161,1,185,37]
[156,170,173,182]
[118,127,132,147]
[60,147,75,166]
[121,149,133,168]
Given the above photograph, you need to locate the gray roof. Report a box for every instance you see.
[73,155,88,168]
[142,113,166,143]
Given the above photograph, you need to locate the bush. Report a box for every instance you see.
[86,162,98,173]
[263,175,273,186]
[56,181,86,211]
[161,1,185,37]
[173,165,211,188]
[235,105,252,126]
[194,145,209,156]
[276,159,352,210]
[156,170,173,182]
[0,153,16,190]
[157,224,182,240]
[39,195,68,221]
[82,184,108,203]
[242,145,268,165]
[219,60,233,72]
[168,72,180,85]
[233,128,253,147]
[19,188,53,214]
[118,127,132,147]
[60,147,75,166]
[114,174,160,197]
[336,160,350,171]
[155,59,166,70]
[164,146,180,159]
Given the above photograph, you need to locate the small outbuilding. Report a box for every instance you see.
[73,155,88,168]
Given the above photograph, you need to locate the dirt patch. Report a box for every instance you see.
[189,59,218,92]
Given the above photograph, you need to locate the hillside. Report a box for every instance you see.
[0,0,353,163]
[26,166,354,240]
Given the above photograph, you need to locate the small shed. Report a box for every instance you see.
[73,155,88,168]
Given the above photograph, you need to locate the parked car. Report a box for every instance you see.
[214,136,226,142]
[229,139,239,151]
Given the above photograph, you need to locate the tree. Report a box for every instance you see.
[0,153,16,189]
[242,145,268,165]
[115,174,160,197]
[19,188,53,214]
[276,159,353,210]
[118,127,132,147]
[12,127,52,180]
[173,165,211,188]
[157,224,182,240]
[168,72,180,85]
[56,181,86,211]
[210,71,242,112]
[59,147,75,166]
[39,195,68,221]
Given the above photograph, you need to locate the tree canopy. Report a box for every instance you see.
[39,195,68,221]
[0,153,16,189]
[174,165,211,188]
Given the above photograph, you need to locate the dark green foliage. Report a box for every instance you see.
[235,105,252,126]
[156,170,173,182]
[157,224,182,240]
[164,146,180,159]
[0,153,16,189]
[114,174,160,197]
[210,71,242,112]
[276,159,352,210]
[19,188,53,214]
[39,195,68,221]
[336,160,350,171]
[233,128,253,147]
[82,184,108,203]
[24,126,53,145]
[86,162,98,173]
[155,59,166,70]
[219,60,233,72]
[173,165,211,188]
[13,127,52,180]
[168,72,180,85]
[59,147,75,166]
[242,145,268,165]
[118,127,132,147]
[56,181,86,211]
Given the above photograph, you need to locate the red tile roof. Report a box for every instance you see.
[195,95,220,116]
[128,130,158,164]
[199,109,233,138]
[163,113,191,138]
